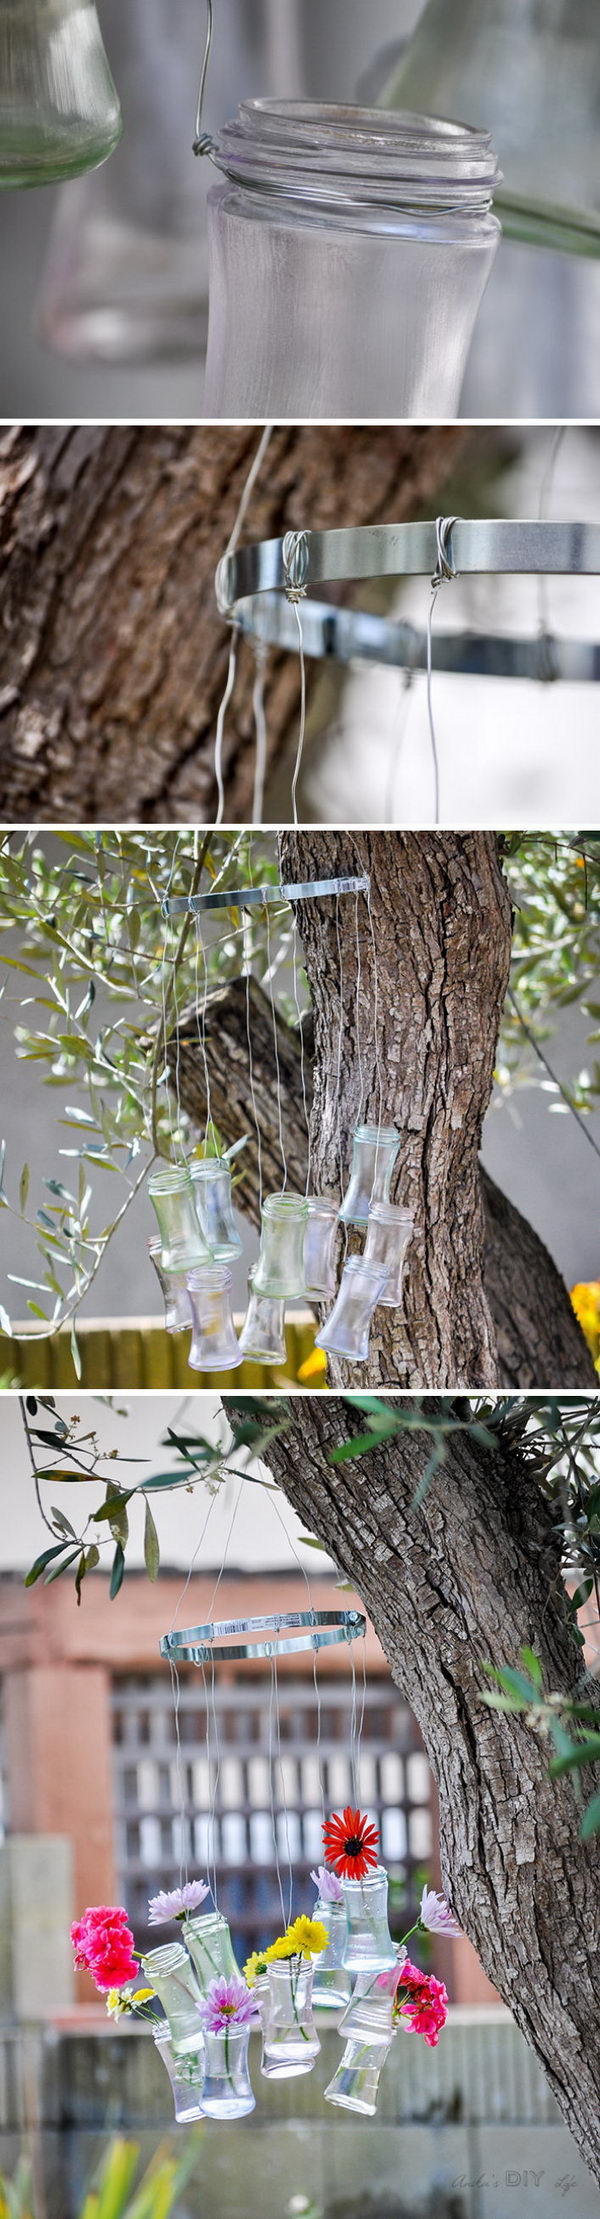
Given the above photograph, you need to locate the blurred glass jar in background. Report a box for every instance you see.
[0,0,121,190]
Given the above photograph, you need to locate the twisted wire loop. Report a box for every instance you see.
[282,530,311,604]
[431,515,460,588]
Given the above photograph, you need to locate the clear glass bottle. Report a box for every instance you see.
[325,2033,394,2116]
[148,1238,192,1334]
[204,100,499,417]
[190,1159,242,1262]
[182,1910,240,1996]
[253,1193,309,1299]
[140,1943,204,2057]
[0,0,122,190]
[187,1264,242,1373]
[237,1269,287,1366]
[362,1205,415,1307]
[311,1896,352,2010]
[261,1959,321,2078]
[303,1199,340,1300]
[341,1867,397,1975]
[148,1167,212,1274]
[201,2024,255,2119]
[315,1257,389,1365]
[153,2027,205,2122]
[337,1969,396,2043]
[339,1126,401,1226]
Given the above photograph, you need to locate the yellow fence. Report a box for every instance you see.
[0,1314,320,1392]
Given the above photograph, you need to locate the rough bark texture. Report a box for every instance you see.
[0,423,464,823]
[172,975,594,1388]
[225,1392,600,2185]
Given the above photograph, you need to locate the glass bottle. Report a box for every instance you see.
[148,1167,213,1274]
[140,1943,204,2057]
[261,1959,321,2078]
[303,1199,340,1300]
[0,0,122,190]
[324,2033,395,2116]
[148,1238,191,1334]
[237,1269,287,1366]
[315,1257,389,1365]
[187,1264,241,1373]
[311,1897,352,2010]
[190,1158,242,1262]
[253,1194,309,1299]
[339,1126,401,1226]
[204,101,499,417]
[153,2027,204,2122]
[182,1910,240,1996]
[341,1867,397,1975]
[201,2024,255,2119]
[362,1205,415,1307]
[337,1968,397,2043]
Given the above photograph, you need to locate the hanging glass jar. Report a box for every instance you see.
[315,1257,388,1365]
[337,1968,397,2044]
[339,1126,401,1226]
[190,1158,242,1262]
[362,1206,415,1307]
[324,2033,395,2116]
[261,1959,321,2078]
[0,0,122,190]
[153,2027,205,2122]
[148,1167,212,1274]
[253,1194,309,1299]
[341,1867,397,1974]
[148,1238,192,1334]
[303,1200,340,1300]
[311,1897,352,2011]
[200,2024,255,2119]
[140,1943,204,2057]
[237,1269,287,1366]
[187,1265,241,1373]
[182,1910,240,1996]
[204,101,499,418]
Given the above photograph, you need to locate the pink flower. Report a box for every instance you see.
[71,1906,137,1994]
[419,1886,463,1939]
[198,1976,259,2034]
[394,1960,448,2048]
[310,1865,344,1905]
[148,1880,210,1926]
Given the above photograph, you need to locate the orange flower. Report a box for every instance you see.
[322,1805,379,1879]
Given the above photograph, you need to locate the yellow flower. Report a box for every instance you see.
[297,1347,328,1385]
[571,1281,600,1365]
[131,1987,155,2004]
[243,1951,269,1986]
[285,1916,328,1959]
[264,1934,297,1962]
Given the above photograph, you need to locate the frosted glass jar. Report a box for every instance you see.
[204,100,500,417]
[303,1199,340,1300]
[315,1256,388,1364]
[237,1270,287,1365]
[0,0,121,189]
[153,2028,204,2122]
[182,1911,240,1995]
[339,1126,401,1226]
[141,1944,204,2057]
[363,1205,415,1307]
[187,1265,241,1373]
[190,1159,242,1262]
[341,1867,397,1974]
[148,1167,212,1274]
[253,1193,309,1298]
[148,1239,191,1334]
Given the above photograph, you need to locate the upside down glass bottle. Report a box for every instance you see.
[0,0,122,189]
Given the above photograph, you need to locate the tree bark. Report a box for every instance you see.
[0,423,464,824]
[225,1391,600,2186]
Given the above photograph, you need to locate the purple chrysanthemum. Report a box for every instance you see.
[198,1976,259,2033]
[419,1886,463,1939]
[310,1865,344,1905]
[148,1879,210,1926]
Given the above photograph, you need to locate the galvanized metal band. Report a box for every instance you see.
[163,875,370,917]
[161,1606,366,1663]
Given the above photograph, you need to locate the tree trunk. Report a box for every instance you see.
[172,974,594,1387]
[0,423,464,824]
[225,1391,600,2186]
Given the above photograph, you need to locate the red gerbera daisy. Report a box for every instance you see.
[322,1805,379,1880]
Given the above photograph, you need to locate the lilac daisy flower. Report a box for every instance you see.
[147,1879,210,1926]
[419,1886,463,1938]
[198,1976,259,2032]
[310,1865,344,1905]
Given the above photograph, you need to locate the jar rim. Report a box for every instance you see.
[189,1157,229,1181]
[212,99,499,218]
[143,1942,189,1969]
[187,1264,232,1290]
[354,1123,400,1143]
[306,1196,339,1217]
[149,1165,193,1192]
[263,1192,309,1215]
[368,1204,414,1224]
[343,1256,390,1282]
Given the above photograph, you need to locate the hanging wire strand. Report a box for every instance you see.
[290,604,307,826]
[268,1656,287,1929]
[291,912,312,1198]
[193,0,214,153]
[264,899,287,1187]
[252,644,269,826]
[426,516,459,828]
[214,627,239,828]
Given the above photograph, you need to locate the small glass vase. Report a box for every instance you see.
[311,1898,352,2010]
[148,1239,191,1334]
[315,1257,388,1364]
[341,1867,397,1974]
[182,1911,240,1996]
[261,1959,321,2078]
[140,1944,204,2057]
[339,1126,401,1225]
[148,1167,213,1274]
[338,1969,397,2043]
[0,0,122,191]
[253,1194,309,1298]
[237,1270,287,1366]
[187,1265,242,1373]
[190,1159,242,1262]
[303,1199,340,1299]
[201,2024,255,2119]
[325,2033,395,2116]
[153,2028,204,2122]
[363,1205,415,1307]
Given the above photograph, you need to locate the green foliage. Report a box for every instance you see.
[499,833,600,1118]
[482,1649,600,1842]
[0,2134,201,2219]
